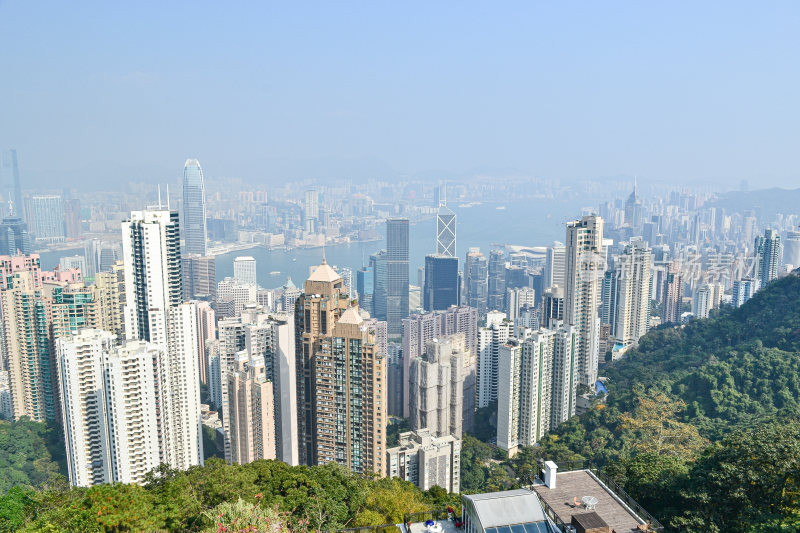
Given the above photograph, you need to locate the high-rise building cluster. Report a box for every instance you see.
[10,150,800,495]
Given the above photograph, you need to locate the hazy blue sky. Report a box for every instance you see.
[1,1,798,189]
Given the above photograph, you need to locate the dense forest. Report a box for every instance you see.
[460,271,800,531]
[3,273,800,531]
[0,456,460,532]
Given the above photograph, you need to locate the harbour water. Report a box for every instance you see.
[39,198,586,289]
[214,198,584,288]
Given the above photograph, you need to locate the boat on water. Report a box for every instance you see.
[496,205,506,210]
[270,271,280,275]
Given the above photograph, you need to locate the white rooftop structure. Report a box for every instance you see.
[462,489,552,533]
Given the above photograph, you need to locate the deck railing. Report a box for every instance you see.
[588,468,664,533]
[403,509,456,526]
[537,496,570,532]
[534,460,665,533]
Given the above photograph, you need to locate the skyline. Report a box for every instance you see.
[2,1,799,189]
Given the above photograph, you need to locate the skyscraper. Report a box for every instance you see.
[541,286,564,329]
[409,334,468,439]
[181,159,208,256]
[370,250,388,321]
[386,219,409,334]
[0,149,23,219]
[423,254,459,311]
[550,324,579,428]
[402,305,478,424]
[564,215,604,386]
[0,216,32,255]
[624,184,643,229]
[465,248,488,313]
[182,254,217,301]
[94,262,127,343]
[295,260,349,465]
[495,325,577,456]
[0,270,55,422]
[693,285,712,319]
[487,249,506,311]
[505,287,536,323]
[477,312,513,408]
[662,262,684,325]
[63,198,82,239]
[233,256,257,286]
[217,307,298,466]
[57,330,161,486]
[304,190,319,233]
[313,306,387,475]
[121,208,203,470]
[543,242,566,291]
[783,230,800,269]
[356,265,374,316]
[227,350,277,464]
[121,209,183,342]
[162,303,204,470]
[436,205,457,257]
[195,301,216,385]
[732,277,759,307]
[58,329,116,487]
[29,196,65,243]
[609,239,652,347]
[755,228,781,285]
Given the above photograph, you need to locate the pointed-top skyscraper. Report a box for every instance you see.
[182,159,208,256]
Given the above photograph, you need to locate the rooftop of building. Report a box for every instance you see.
[465,488,547,529]
[405,518,459,533]
[307,258,342,283]
[532,465,662,532]
[338,305,364,325]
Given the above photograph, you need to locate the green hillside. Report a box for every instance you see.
[514,271,800,531]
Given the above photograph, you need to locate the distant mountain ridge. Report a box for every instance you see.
[708,187,800,221]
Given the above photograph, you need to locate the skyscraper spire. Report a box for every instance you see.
[181,159,208,256]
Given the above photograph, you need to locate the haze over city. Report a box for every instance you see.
[2,1,799,189]
[3,3,800,533]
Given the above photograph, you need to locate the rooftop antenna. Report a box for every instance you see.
[158,184,162,208]
[166,183,170,209]
[322,245,327,265]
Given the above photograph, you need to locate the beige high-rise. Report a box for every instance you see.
[295,260,349,466]
[1,270,54,422]
[93,261,126,342]
[313,305,387,475]
[228,351,276,464]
